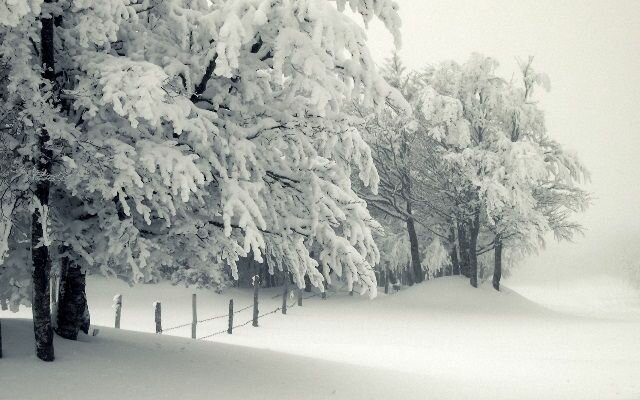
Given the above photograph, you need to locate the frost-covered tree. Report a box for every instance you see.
[0,0,402,360]
[416,54,589,289]
[354,53,450,284]
[361,53,588,291]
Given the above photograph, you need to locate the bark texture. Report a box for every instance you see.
[493,236,503,291]
[449,228,460,275]
[55,255,90,340]
[32,2,56,361]
[469,210,481,288]
[457,221,471,278]
[406,217,423,284]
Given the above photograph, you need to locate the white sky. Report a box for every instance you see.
[364,0,640,280]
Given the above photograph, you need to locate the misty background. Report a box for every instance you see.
[359,0,640,296]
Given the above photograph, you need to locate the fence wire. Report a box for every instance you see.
[161,289,331,337]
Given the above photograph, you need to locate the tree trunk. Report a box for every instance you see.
[304,274,312,292]
[55,254,90,340]
[469,210,481,288]
[450,245,460,276]
[281,280,288,315]
[457,221,470,278]
[32,165,54,361]
[493,236,502,291]
[449,228,460,275]
[406,217,423,283]
[31,4,56,361]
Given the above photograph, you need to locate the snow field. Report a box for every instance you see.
[2,276,640,400]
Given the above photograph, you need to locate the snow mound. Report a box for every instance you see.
[380,276,556,316]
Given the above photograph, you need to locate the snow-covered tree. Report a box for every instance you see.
[0,0,402,360]
[360,53,588,290]
[353,53,450,284]
[416,54,589,289]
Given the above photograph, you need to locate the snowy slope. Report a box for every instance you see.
[2,276,640,400]
[509,274,640,320]
[0,318,427,400]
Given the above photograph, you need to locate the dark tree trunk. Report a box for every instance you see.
[32,4,56,361]
[384,266,390,294]
[469,210,481,288]
[457,221,470,278]
[450,245,460,276]
[449,228,460,276]
[32,224,54,361]
[55,255,90,340]
[493,236,502,291]
[406,217,423,283]
[304,274,312,292]
[281,279,288,315]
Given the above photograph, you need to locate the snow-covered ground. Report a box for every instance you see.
[2,276,640,399]
[510,274,640,320]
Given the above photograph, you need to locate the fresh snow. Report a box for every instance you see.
[2,276,639,399]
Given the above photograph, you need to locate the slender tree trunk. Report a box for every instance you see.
[32,4,56,361]
[493,236,502,291]
[457,221,470,278]
[449,228,460,275]
[281,279,288,315]
[55,254,90,340]
[469,210,481,288]
[406,217,423,283]
[384,266,390,294]
[450,245,460,276]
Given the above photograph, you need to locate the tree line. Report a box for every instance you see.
[0,0,588,364]
[357,52,589,290]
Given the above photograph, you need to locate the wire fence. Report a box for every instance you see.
[115,288,329,341]
[198,292,321,340]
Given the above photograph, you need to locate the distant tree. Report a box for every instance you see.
[360,53,589,291]
[354,53,450,284]
[417,54,589,289]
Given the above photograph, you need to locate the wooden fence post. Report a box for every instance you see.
[281,281,288,315]
[113,294,122,329]
[154,302,162,334]
[227,299,234,334]
[297,288,303,306]
[191,293,197,339]
[252,274,259,327]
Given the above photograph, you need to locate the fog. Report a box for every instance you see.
[363,0,640,284]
